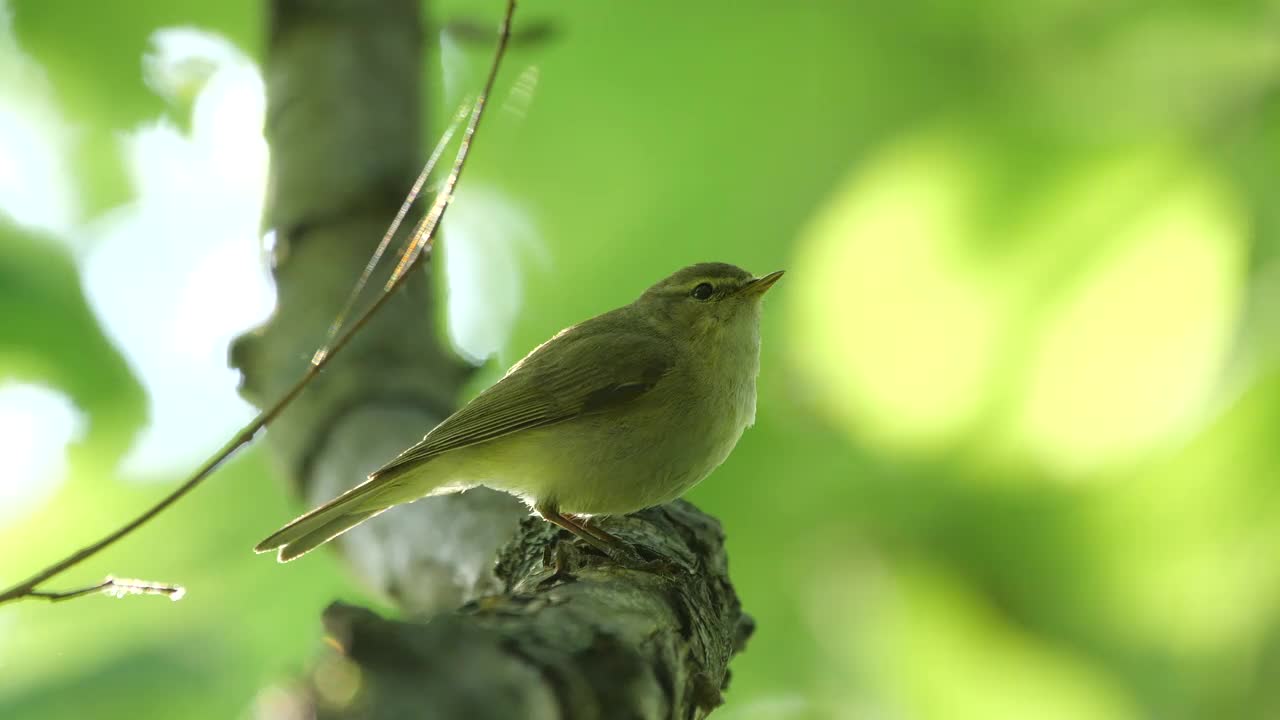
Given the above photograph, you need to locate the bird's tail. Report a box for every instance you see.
[254,472,416,562]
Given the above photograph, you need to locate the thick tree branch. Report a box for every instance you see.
[309,502,754,720]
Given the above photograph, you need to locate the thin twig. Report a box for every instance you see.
[0,0,518,606]
[388,4,515,289]
[28,577,186,603]
[316,100,472,361]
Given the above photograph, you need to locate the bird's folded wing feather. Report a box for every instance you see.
[370,321,672,480]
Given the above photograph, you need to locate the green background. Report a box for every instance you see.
[3,1,1280,718]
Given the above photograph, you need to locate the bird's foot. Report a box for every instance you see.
[536,505,685,575]
[592,533,684,575]
[616,552,683,576]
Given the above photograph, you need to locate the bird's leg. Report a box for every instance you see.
[538,505,680,574]
[569,514,628,547]
[536,504,630,560]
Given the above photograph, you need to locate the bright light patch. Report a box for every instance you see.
[441,186,545,364]
[0,383,85,526]
[502,65,540,121]
[143,27,244,105]
[823,563,1141,720]
[789,138,1003,452]
[790,129,1245,478]
[80,28,274,477]
[438,32,471,112]
[0,3,78,236]
[1013,162,1245,472]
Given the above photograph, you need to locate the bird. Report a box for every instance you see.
[255,262,782,562]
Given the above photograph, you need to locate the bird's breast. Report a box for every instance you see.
[467,332,762,516]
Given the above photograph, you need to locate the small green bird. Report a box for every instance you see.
[256,262,782,562]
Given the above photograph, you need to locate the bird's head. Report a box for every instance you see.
[637,262,784,347]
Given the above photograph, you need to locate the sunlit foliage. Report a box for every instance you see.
[2,1,1279,718]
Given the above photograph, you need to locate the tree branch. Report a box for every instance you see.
[308,502,754,720]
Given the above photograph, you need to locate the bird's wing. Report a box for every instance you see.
[370,321,672,480]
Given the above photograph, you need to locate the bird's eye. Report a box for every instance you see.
[691,282,714,300]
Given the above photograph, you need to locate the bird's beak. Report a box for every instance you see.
[744,270,785,296]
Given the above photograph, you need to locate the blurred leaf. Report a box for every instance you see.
[790,124,1247,476]
[1074,366,1280,702]
[814,559,1140,720]
[0,449,361,719]
[4,0,1280,718]
[0,222,144,459]
[8,0,259,214]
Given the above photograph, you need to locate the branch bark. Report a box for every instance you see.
[311,502,753,720]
